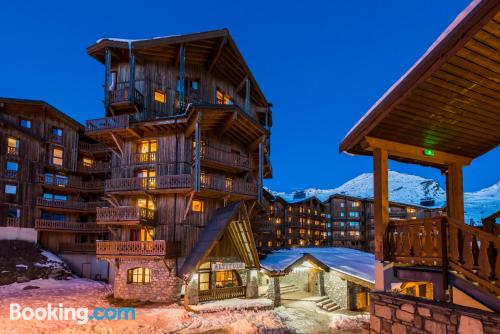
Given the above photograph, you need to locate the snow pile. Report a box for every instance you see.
[191,298,273,312]
[261,247,375,284]
[329,312,370,330]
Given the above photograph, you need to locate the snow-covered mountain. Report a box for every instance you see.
[268,171,500,224]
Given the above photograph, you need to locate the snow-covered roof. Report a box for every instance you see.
[260,247,375,284]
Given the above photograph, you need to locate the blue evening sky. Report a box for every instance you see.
[1,0,498,193]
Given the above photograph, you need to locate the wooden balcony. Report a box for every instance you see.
[108,87,144,112]
[85,114,130,133]
[385,217,500,296]
[200,145,251,172]
[96,206,156,226]
[0,170,18,180]
[76,160,111,173]
[2,217,20,227]
[78,142,110,154]
[198,286,246,302]
[105,174,192,194]
[35,219,107,233]
[59,242,96,253]
[36,198,106,212]
[96,240,180,259]
[200,174,257,198]
[37,174,104,191]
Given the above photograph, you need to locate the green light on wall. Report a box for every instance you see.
[423,149,435,157]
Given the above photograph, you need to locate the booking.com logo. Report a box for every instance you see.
[10,303,135,324]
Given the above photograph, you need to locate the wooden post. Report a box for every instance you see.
[104,48,111,109]
[129,45,135,104]
[257,142,263,201]
[373,148,388,261]
[447,163,464,221]
[245,78,250,114]
[194,122,201,192]
[178,45,186,105]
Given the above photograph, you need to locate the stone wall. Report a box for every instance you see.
[112,259,182,303]
[280,270,309,291]
[324,271,348,309]
[368,291,500,334]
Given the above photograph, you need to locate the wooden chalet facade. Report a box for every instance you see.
[84,29,271,303]
[0,98,110,278]
[341,0,500,331]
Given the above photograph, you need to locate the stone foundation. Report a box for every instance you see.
[367,291,500,334]
[267,276,281,307]
[112,259,182,303]
[324,271,348,309]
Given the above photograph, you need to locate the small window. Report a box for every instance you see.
[154,90,166,104]
[352,202,361,208]
[127,267,151,284]
[192,200,204,212]
[82,157,94,167]
[267,240,273,247]
[349,211,360,218]
[216,89,232,105]
[7,207,20,218]
[5,184,17,195]
[6,161,18,172]
[19,119,32,129]
[52,127,63,137]
[340,202,345,208]
[52,147,64,166]
[7,137,19,155]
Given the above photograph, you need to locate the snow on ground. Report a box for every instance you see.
[191,297,273,312]
[330,313,369,331]
[261,247,375,284]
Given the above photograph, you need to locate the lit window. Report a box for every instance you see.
[82,157,94,167]
[267,241,273,247]
[5,184,17,195]
[137,169,156,189]
[154,90,166,104]
[52,148,64,166]
[216,89,232,105]
[6,161,18,172]
[352,202,361,207]
[137,140,157,162]
[276,230,281,237]
[7,137,19,155]
[137,198,155,210]
[52,127,63,137]
[19,119,32,129]
[340,202,345,208]
[192,200,204,212]
[127,267,151,284]
[288,239,292,245]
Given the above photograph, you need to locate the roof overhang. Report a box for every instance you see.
[340,0,500,167]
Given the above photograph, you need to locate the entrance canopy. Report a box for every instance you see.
[260,247,375,287]
[340,0,500,168]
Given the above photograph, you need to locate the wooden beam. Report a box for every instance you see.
[373,147,389,261]
[207,36,227,74]
[183,191,195,220]
[185,112,201,138]
[219,112,237,137]
[235,76,247,93]
[110,133,123,157]
[364,136,472,167]
[248,135,265,152]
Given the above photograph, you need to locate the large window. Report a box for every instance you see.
[137,140,157,162]
[52,147,64,166]
[127,267,151,284]
[136,169,156,189]
[198,262,211,291]
[7,137,19,155]
[215,270,240,288]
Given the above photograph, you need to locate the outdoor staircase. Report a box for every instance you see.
[280,284,299,294]
[315,296,341,312]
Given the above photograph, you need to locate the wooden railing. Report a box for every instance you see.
[200,174,257,196]
[6,146,19,156]
[59,243,96,253]
[447,217,500,295]
[134,152,156,164]
[4,217,20,227]
[1,170,18,179]
[96,206,156,225]
[78,142,110,154]
[108,87,144,110]
[105,174,192,192]
[385,217,500,295]
[35,219,107,232]
[36,198,107,211]
[37,174,104,190]
[198,286,247,302]
[255,223,275,232]
[200,146,250,170]
[96,240,180,258]
[85,114,130,133]
[76,160,111,173]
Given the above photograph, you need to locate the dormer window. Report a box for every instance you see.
[19,119,32,129]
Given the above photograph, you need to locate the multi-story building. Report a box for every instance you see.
[0,98,110,279]
[84,30,273,304]
[327,194,441,252]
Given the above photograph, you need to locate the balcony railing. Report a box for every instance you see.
[76,161,111,173]
[36,198,106,211]
[35,219,107,232]
[3,217,20,227]
[200,145,251,170]
[85,114,130,133]
[198,286,247,302]
[200,174,257,196]
[108,87,144,110]
[1,170,18,179]
[96,206,156,225]
[78,142,110,154]
[37,174,104,191]
[6,146,19,156]
[133,152,156,164]
[96,240,180,258]
[59,243,96,253]
[105,174,192,193]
